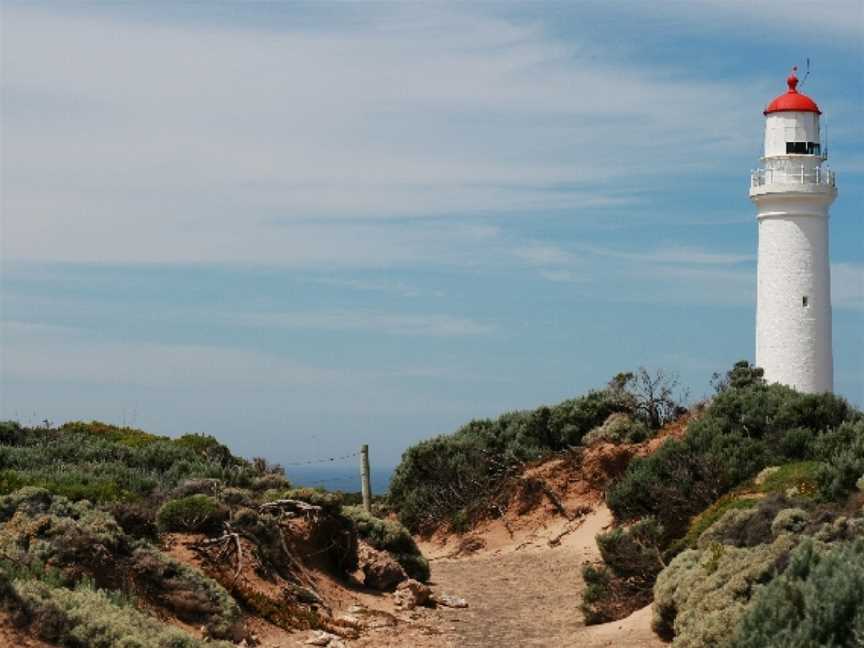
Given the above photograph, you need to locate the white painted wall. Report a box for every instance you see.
[764,112,820,158]
[751,110,836,394]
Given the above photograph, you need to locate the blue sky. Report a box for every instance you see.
[1,1,862,472]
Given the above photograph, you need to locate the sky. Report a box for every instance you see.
[1,1,862,475]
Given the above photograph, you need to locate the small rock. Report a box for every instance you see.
[358,541,407,591]
[393,578,432,609]
[305,630,341,646]
[433,592,468,608]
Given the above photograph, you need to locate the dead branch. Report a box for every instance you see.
[258,499,323,518]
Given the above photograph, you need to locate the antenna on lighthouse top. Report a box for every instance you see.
[799,58,811,87]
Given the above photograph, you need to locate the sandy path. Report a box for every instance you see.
[417,506,665,648]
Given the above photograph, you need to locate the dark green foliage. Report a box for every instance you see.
[0,421,269,503]
[580,561,653,626]
[674,494,760,551]
[814,420,864,501]
[130,546,241,639]
[390,387,634,531]
[11,579,234,648]
[607,362,861,539]
[580,564,613,624]
[342,506,429,581]
[757,461,821,497]
[583,414,651,446]
[606,439,730,539]
[596,517,665,584]
[730,539,864,648]
[283,487,345,513]
[108,502,159,540]
[582,519,666,626]
[156,495,228,533]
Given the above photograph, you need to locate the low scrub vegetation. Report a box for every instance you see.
[607,362,861,539]
[390,368,685,532]
[729,539,864,647]
[342,505,430,581]
[0,420,432,645]
[156,494,229,533]
[585,361,864,629]
[0,421,270,503]
[6,576,235,648]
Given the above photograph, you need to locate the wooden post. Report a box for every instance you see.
[360,444,372,512]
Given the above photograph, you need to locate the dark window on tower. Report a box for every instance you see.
[786,142,820,155]
[802,296,809,308]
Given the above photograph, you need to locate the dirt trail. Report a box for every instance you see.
[416,506,665,648]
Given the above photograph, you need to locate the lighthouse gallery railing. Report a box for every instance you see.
[751,166,836,189]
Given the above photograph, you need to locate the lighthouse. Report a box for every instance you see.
[750,67,837,393]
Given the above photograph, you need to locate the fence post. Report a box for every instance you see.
[360,444,372,512]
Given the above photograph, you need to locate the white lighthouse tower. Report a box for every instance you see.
[750,67,837,393]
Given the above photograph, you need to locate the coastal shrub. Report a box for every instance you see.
[583,414,651,446]
[606,439,729,539]
[108,502,158,541]
[693,496,790,550]
[596,517,665,584]
[156,495,228,533]
[13,579,234,648]
[754,461,821,498]
[729,539,864,648]
[283,487,345,513]
[390,383,640,532]
[581,565,616,624]
[770,508,810,537]
[608,363,860,539]
[582,518,664,625]
[652,534,797,646]
[813,420,864,501]
[342,505,429,581]
[131,546,241,639]
[0,421,269,502]
[677,494,759,550]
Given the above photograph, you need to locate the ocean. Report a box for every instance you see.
[283,464,395,496]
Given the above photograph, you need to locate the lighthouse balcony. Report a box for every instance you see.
[750,166,836,196]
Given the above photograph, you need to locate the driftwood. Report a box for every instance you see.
[258,499,323,518]
[192,523,243,584]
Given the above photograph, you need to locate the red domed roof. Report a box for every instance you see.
[764,68,821,115]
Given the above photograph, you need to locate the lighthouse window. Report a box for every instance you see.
[786,142,821,155]
[802,296,809,308]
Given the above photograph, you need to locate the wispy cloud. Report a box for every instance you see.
[513,243,574,266]
[2,4,765,266]
[232,311,494,337]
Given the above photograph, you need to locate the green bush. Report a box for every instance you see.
[596,517,665,584]
[814,420,864,501]
[676,494,760,551]
[342,505,429,581]
[652,534,797,645]
[729,539,864,648]
[390,386,635,532]
[0,421,267,503]
[755,461,822,498]
[12,579,234,648]
[608,364,860,540]
[130,545,241,639]
[583,414,651,446]
[282,487,344,513]
[156,495,228,533]
[770,508,810,537]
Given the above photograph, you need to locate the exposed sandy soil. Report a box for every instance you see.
[414,505,665,648]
